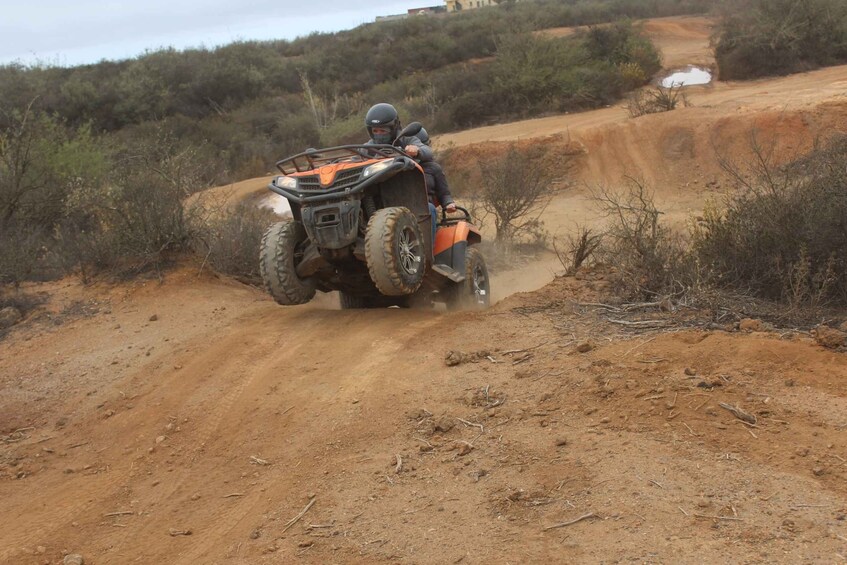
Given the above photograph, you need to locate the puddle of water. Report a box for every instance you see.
[661,66,712,88]
[260,194,292,216]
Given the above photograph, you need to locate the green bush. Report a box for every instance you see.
[714,0,847,80]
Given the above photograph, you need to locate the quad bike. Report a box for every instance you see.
[259,122,490,310]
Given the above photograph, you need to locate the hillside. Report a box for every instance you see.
[2,9,847,565]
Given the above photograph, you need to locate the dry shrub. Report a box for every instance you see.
[592,179,691,298]
[0,227,59,286]
[198,202,278,284]
[478,144,555,243]
[553,226,603,275]
[61,129,211,278]
[693,134,847,307]
[626,85,688,118]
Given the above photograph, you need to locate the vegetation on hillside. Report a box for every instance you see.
[713,0,847,80]
[1,0,710,180]
[590,135,847,310]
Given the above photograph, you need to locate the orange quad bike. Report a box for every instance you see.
[259,122,490,309]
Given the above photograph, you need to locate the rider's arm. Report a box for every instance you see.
[403,136,433,162]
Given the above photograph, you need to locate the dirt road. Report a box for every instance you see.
[2,14,847,565]
[2,271,845,564]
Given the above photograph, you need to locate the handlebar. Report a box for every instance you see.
[440,205,472,225]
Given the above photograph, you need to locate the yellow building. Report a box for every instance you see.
[445,0,499,12]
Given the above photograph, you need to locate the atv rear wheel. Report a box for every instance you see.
[260,221,316,305]
[364,207,425,296]
[446,246,490,310]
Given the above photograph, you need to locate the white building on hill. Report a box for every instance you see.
[445,0,500,11]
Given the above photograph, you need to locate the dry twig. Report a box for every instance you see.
[718,402,757,425]
[543,512,598,531]
[282,496,317,533]
[457,418,485,433]
[693,514,743,522]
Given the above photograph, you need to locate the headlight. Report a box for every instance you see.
[274,176,297,189]
[362,161,393,178]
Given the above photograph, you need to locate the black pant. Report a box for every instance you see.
[421,161,453,208]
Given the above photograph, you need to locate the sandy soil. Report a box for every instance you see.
[2,15,847,565]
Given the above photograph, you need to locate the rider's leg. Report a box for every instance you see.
[428,202,438,248]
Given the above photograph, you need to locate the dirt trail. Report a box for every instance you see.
[2,271,846,564]
[3,15,847,565]
[541,15,715,69]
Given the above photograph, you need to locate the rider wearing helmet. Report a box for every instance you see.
[365,103,431,160]
[364,103,456,244]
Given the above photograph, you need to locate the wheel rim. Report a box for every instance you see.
[398,226,422,276]
[471,263,488,305]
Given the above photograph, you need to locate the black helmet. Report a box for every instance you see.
[417,127,430,146]
[365,103,400,144]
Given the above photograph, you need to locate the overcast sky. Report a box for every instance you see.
[1,0,438,67]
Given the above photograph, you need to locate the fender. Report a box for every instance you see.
[433,221,481,274]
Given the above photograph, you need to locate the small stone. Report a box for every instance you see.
[155,435,166,444]
[168,528,192,536]
[190,493,201,501]
[684,367,697,376]
[445,350,466,366]
[739,318,765,332]
[812,467,825,477]
[165,422,174,432]
[812,325,846,349]
[457,443,473,456]
[600,417,611,424]
[696,498,710,508]
[298,541,313,548]
[63,555,84,565]
[584,407,597,415]
[149,314,159,322]
[795,447,810,457]
[0,307,23,329]
[575,341,593,353]
[434,417,455,433]
[351,399,359,404]
[555,437,568,447]
[104,409,115,418]
[249,529,261,539]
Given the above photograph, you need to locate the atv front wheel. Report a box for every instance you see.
[364,207,425,296]
[446,246,490,310]
[260,221,316,305]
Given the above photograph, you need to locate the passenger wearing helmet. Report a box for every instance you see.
[415,127,456,216]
